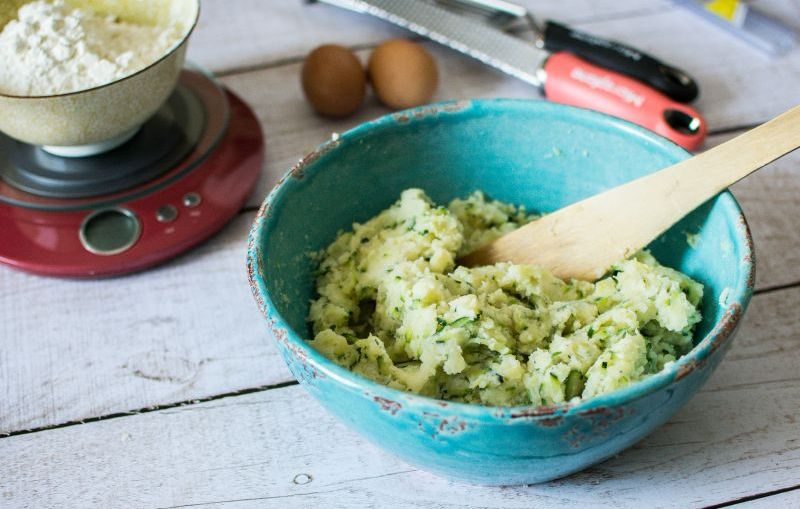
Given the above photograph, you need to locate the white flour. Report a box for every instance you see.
[0,0,180,96]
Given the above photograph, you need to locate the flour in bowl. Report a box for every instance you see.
[0,0,181,96]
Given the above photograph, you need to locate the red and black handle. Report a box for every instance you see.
[541,20,699,104]
[542,52,707,151]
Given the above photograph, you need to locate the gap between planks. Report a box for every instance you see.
[0,381,299,439]
[151,481,800,509]
[702,484,800,509]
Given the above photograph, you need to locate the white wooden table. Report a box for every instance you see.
[3,1,800,507]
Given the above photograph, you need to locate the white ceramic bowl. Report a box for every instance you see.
[0,0,200,156]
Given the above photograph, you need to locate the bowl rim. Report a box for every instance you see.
[0,0,201,100]
[248,98,755,420]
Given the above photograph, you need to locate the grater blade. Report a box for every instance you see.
[318,0,548,87]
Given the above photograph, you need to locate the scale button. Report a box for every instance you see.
[156,205,178,223]
[183,192,202,208]
[79,208,141,256]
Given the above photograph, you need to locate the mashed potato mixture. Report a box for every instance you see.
[308,189,703,406]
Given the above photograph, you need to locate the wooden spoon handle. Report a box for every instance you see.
[461,104,800,280]
[651,103,800,211]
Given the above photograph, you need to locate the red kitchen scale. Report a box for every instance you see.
[0,69,263,278]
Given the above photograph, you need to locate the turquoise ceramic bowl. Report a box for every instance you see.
[247,100,754,485]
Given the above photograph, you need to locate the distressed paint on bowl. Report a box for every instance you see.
[0,0,199,147]
[247,100,754,485]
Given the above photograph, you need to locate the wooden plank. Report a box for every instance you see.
[187,0,407,74]
[188,0,667,74]
[2,285,799,509]
[0,212,291,435]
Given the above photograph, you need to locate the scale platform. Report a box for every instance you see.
[0,69,263,278]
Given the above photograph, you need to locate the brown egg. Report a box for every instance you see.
[301,45,366,117]
[368,39,438,110]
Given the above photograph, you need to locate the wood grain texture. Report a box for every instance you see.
[0,213,291,434]
[2,285,799,509]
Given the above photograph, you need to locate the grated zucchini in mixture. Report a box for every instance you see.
[308,189,703,406]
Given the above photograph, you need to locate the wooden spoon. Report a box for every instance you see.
[459,104,800,281]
